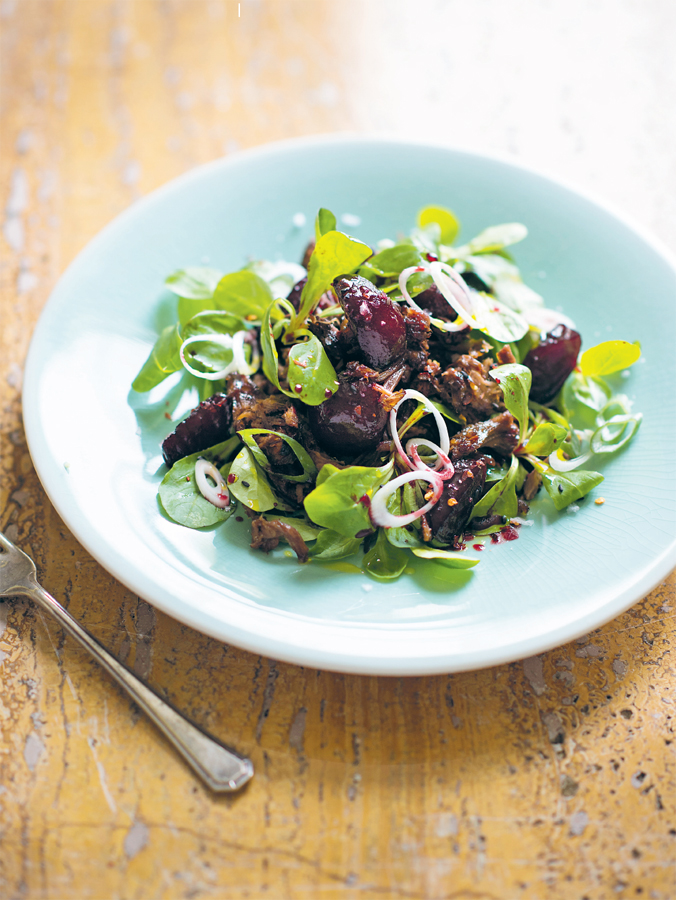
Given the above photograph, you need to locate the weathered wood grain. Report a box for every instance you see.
[1,2,675,898]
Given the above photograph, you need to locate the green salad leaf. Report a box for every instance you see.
[490,363,532,442]
[287,333,340,405]
[315,207,337,240]
[361,243,422,278]
[412,547,480,569]
[304,461,393,538]
[417,205,460,245]
[132,323,183,392]
[310,530,363,561]
[228,445,291,512]
[523,422,569,456]
[580,340,641,377]
[165,267,223,300]
[158,437,239,528]
[538,465,604,511]
[363,529,409,580]
[212,271,273,322]
[470,454,519,520]
[238,428,318,483]
[293,230,372,326]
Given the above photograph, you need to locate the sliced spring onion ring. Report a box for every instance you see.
[180,330,256,380]
[398,265,468,333]
[405,438,455,481]
[195,458,230,508]
[370,469,443,528]
[427,260,478,324]
[548,449,593,472]
[389,389,451,470]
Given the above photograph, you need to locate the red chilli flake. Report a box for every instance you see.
[227,474,237,484]
[473,543,485,551]
[425,252,438,262]
[294,384,303,393]
[294,359,308,368]
[324,387,333,398]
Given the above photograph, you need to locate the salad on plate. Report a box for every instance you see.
[131,206,642,580]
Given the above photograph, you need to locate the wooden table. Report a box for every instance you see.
[1,2,675,897]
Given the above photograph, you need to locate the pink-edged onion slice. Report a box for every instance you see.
[427,261,477,324]
[370,469,443,528]
[195,458,230,508]
[389,389,450,470]
[406,438,455,481]
[398,265,471,333]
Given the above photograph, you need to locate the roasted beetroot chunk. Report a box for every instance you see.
[416,283,458,321]
[308,379,391,457]
[161,393,232,468]
[333,275,407,368]
[427,455,490,544]
[523,324,582,404]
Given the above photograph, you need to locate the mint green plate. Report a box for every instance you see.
[22,135,676,675]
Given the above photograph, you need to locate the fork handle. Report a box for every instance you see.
[23,576,253,792]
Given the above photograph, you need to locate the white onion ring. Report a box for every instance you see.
[398,264,471,333]
[406,438,455,481]
[428,261,477,324]
[548,450,592,472]
[389,389,450,470]
[195,458,230,508]
[180,330,255,380]
[370,469,444,528]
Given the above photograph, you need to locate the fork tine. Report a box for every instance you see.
[0,530,18,552]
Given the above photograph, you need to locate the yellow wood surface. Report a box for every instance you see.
[1,3,675,898]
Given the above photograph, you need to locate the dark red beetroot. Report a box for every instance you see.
[523,324,582,404]
[333,275,406,368]
[308,380,389,457]
[427,455,490,544]
[161,393,232,468]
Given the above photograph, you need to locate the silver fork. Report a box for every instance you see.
[0,530,253,792]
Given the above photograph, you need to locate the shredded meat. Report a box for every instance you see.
[448,412,520,461]
[522,469,542,501]
[250,516,309,562]
[496,345,517,365]
[439,354,504,422]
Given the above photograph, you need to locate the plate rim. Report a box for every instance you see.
[22,133,676,675]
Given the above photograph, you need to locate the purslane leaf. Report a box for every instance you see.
[470,455,519,519]
[238,428,318,483]
[363,529,409,580]
[304,461,393,538]
[228,446,291,512]
[287,334,340,405]
[315,207,337,240]
[539,466,604,511]
[165,267,223,300]
[418,205,460,245]
[490,363,532,442]
[132,323,183,392]
[580,340,641,377]
[212,271,273,321]
[294,230,372,326]
[523,422,569,456]
[412,548,480,569]
[158,438,239,527]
